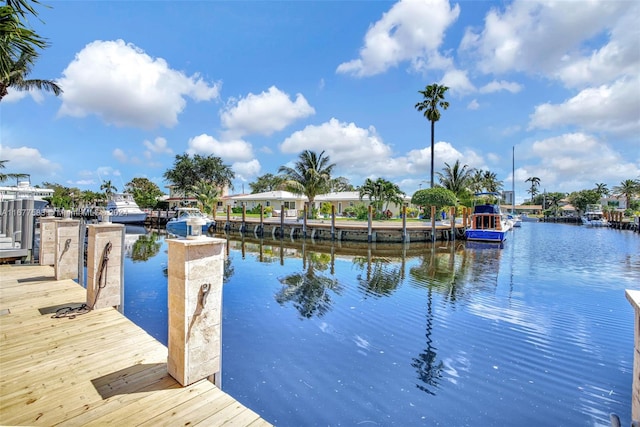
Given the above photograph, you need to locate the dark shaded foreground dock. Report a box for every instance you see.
[0,264,271,426]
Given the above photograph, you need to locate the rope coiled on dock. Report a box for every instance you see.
[52,241,112,319]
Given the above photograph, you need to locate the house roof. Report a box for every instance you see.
[226,190,412,204]
[315,191,361,201]
[231,190,306,201]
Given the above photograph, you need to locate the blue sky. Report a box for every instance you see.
[1,0,638,203]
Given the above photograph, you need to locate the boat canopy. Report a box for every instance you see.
[473,204,500,214]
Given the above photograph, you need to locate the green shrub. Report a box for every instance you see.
[320,202,332,215]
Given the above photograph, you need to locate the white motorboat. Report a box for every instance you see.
[106,193,148,224]
[508,213,522,227]
[0,180,53,212]
[581,204,608,227]
[166,208,216,236]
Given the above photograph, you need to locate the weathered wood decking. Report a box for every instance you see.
[0,264,271,426]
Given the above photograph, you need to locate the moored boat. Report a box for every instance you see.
[508,213,522,227]
[581,204,608,227]
[106,193,148,224]
[165,208,216,236]
[465,193,513,243]
[0,180,53,212]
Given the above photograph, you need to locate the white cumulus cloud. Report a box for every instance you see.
[143,137,173,157]
[479,80,522,94]
[220,86,315,137]
[0,144,59,178]
[336,0,460,77]
[523,133,640,191]
[57,39,221,129]
[232,159,262,182]
[460,1,630,76]
[187,133,254,162]
[528,77,640,137]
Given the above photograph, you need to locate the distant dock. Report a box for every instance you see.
[215,216,467,243]
[0,264,271,426]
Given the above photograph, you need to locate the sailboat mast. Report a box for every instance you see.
[512,146,515,213]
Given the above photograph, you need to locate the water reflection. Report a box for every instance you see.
[276,249,342,319]
[353,253,404,298]
[129,232,163,261]
[412,285,444,395]
[118,226,636,426]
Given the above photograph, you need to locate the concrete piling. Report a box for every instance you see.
[167,236,226,387]
[86,223,125,310]
[54,219,80,281]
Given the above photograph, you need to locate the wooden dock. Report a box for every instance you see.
[0,264,271,426]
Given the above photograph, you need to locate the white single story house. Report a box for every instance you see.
[221,190,306,214]
[222,190,413,217]
[315,191,413,216]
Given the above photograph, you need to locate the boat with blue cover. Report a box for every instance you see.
[165,208,216,236]
[465,193,513,243]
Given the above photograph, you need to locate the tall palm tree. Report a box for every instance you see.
[547,193,563,216]
[1,4,45,81]
[594,183,609,198]
[415,83,449,189]
[436,160,474,197]
[469,169,485,194]
[0,48,61,100]
[191,180,219,216]
[100,180,117,199]
[0,159,8,182]
[612,179,640,209]
[278,150,335,219]
[525,177,540,199]
[0,160,29,184]
[483,171,503,194]
[358,177,404,216]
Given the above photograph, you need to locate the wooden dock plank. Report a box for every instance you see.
[0,265,272,427]
[137,386,237,426]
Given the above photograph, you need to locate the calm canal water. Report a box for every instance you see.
[121,222,639,426]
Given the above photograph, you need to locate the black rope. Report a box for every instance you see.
[53,241,112,319]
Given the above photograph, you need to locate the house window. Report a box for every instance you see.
[338,202,342,213]
[266,201,270,207]
[283,201,295,209]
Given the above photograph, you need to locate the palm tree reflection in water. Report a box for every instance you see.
[276,251,342,319]
[229,235,503,396]
[353,253,403,298]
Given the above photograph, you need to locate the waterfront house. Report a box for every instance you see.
[165,184,230,209]
[223,191,413,218]
[223,191,306,216]
[315,191,412,217]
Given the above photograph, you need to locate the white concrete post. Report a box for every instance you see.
[54,219,80,280]
[626,290,640,422]
[86,223,124,309]
[39,217,58,266]
[167,236,226,387]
